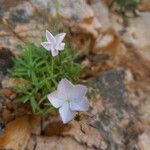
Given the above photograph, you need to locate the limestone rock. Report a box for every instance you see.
[0,48,14,75]
[123,12,150,60]
[138,125,150,150]
[42,116,107,149]
[35,136,91,150]
[32,0,94,22]
[90,0,110,31]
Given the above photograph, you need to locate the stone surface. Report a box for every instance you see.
[90,0,110,31]
[0,0,150,150]
[35,136,91,150]
[123,12,150,60]
[30,116,42,135]
[0,48,14,75]
[88,69,126,110]
[86,67,150,149]
[32,0,94,21]
[41,115,107,149]
[138,125,150,150]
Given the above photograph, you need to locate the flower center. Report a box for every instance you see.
[65,99,71,103]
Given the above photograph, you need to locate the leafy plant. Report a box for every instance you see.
[9,43,81,114]
[8,0,82,116]
[116,0,141,12]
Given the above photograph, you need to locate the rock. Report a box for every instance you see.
[138,125,150,150]
[0,1,149,150]
[30,115,42,135]
[110,13,124,33]
[138,95,150,121]
[71,17,101,38]
[0,32,23,53]
[95,33,114,49]
[86,69,146,149]
[2,109,13,123]
[10,8,30,23]
[103,0,114,6]
[0,0,101,54]
[0,48,14,75]
[32,0,94,22]
[0,5,6,19]
[35,136,92,150]
[93,28,125,55]
[123,12,150,61]
[0,88,17,100]
[88,69,126,110]
[0,120,5,137]
[25,136,36,150]
[4,1,34,24]
[124,69,134,84]
[0,103,2,111]
[47,0,102,53]
[2,77,32,90]
[70,17,101,53]
[62,121,108,150]
[44,119,72,137]
[89,0,110,31]
[0,0,25,8]
[14,21,46,44]
[123,12,150,49]
[42,112,107,149]
[30,0,102,54]
[0,116,31,150]
[0,1,46,50]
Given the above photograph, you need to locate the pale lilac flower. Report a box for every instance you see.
[41,30,66,57]
[47,78,89,123]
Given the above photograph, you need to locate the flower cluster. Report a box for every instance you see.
[41,30,89,123]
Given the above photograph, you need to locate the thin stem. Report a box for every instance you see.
[51,56,54,77]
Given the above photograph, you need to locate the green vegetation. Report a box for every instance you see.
[116,0,141,12]
[9,43,81,114]
[8,0,82,115]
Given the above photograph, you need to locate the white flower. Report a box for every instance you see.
[41,30,66,57]
[47,78,89,123]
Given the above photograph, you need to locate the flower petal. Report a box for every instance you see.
[70,96,89,111]
[47,91,64,108]
[51,49,59,57]
[55,43,65,51]
[41,42,52,51]
[71,85,87,100]
[57,78,74,99]
[46,30,56,44]
[59,102,76,123]
[55,33,66,45]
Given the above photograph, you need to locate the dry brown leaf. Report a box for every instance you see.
[0,116,31,150]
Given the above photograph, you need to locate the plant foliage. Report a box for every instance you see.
[9,43,81,114]
[116,0,141,12]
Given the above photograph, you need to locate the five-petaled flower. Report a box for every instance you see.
[41,30,66,57]
[47,78,89,123]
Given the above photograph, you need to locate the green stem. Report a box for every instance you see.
[51,57,54,76]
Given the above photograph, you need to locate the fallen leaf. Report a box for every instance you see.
[0,116,31,150]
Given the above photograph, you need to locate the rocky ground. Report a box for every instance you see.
[0,0,150,150]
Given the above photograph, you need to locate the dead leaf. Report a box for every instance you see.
[0,116,31,150]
